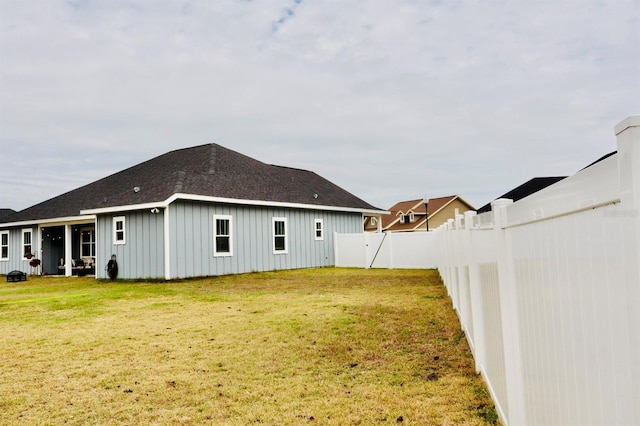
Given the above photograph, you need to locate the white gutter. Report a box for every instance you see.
[80,193,390,216]
[1,215,96,228]
[80,202,166,216]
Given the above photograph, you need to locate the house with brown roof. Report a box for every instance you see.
[371,195,475,232]
[425,195,476,230]
[374,199,428,232]
[0,144,384,280]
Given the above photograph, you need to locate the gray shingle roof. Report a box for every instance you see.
[4,144,381,223]
[477,177,567,213]
[0,209,16,222]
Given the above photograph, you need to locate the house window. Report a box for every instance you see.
[113,216,126,245]
[81,229,95,257]
[314,219,323,240]
[0,231,8,260]
[214,215,233,256]
[22,229,32,259]
[273,217,288,254]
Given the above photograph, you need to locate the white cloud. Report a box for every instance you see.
[0,0,637,211]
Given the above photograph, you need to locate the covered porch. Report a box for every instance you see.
[40,220,96,276]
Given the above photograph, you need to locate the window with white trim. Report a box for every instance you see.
[81,228,96,257]
[113,216,126,245]
[0,231,8,260]
[22,229,32,259]
[273,217,288,254]
[214,215,233,256]
[314,219,323,240]
[400,213,413,224]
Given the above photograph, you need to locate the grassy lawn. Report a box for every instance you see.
[0,268,497,425]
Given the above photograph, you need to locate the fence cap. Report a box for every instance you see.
[615,114,640,135]
[491,198,513,208]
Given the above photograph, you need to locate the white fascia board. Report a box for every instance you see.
[79,194,389,216]
[80,202,167,215]
[0,215,96,228]
[412,219,428,230]
[168,193,390,215]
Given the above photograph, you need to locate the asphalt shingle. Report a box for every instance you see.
[4,144,381,223]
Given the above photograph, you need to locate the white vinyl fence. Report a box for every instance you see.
[334,231,437,269]
[436,115,640,426]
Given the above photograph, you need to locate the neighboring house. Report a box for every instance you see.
[375,195,475,232]
[0,144,384,279]
[476,177,567,214]
[378,199,428,232]
[425,195,476,230]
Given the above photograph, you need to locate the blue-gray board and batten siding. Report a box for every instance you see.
[96,208,165,279]
[95,200,362,279]
[0,225,38,275]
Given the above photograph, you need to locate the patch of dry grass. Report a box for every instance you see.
[0,268,497,425]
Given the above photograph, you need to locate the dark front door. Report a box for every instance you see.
[41,226,65,275]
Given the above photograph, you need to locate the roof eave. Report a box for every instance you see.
[80,193,389,216]
[0,215,97,228]
[427,195,476,219]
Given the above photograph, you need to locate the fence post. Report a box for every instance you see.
[465,210,485,373]
[455,214,466,318]
[447,218,461,311]
[455,213,473,334]
[388,231,394,269]
[492,198,526,425]
[615,115,640,423]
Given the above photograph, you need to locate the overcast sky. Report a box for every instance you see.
[1,0,638,212]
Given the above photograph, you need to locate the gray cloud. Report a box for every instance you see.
[1,0,638,211]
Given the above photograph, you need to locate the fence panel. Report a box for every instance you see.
[334,231,437,269]
[436,115,640,426]
[333,233,368,267]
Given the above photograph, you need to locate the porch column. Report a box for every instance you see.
[65,224,72,277]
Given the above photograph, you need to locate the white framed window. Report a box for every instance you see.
[0,231,8,261]
[400,213,413,224]
[113,216,126,245]
[314,219,323,240]
[214,215,233,257]
[81,228,96,257]
[22,229,32,259]
[273,217,288,254]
